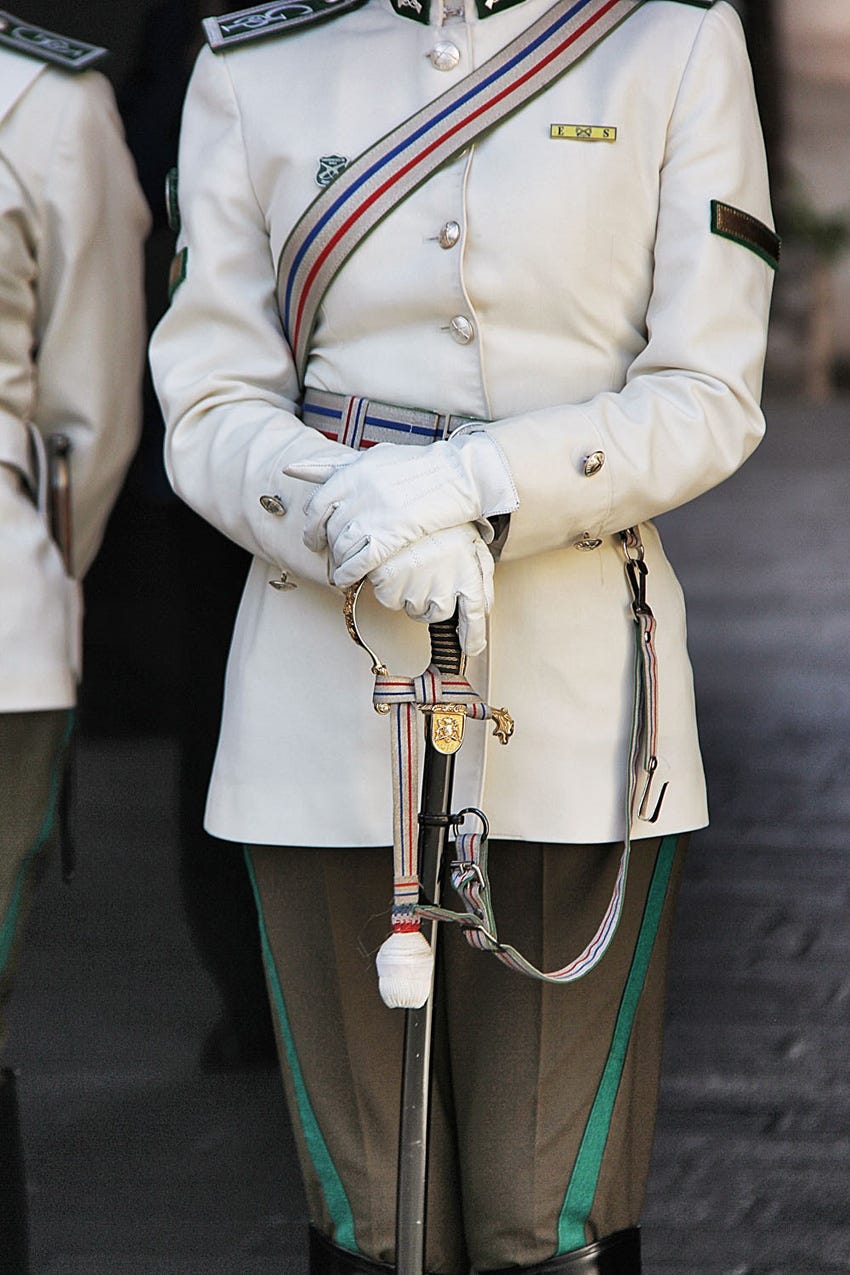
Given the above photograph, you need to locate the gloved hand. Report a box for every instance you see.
[284,431,518,586]
[368,522,495,655]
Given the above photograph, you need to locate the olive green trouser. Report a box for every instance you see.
[0,711,70,1056]
[247,835,686,1273]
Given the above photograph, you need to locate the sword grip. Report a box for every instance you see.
[428,613,464,676]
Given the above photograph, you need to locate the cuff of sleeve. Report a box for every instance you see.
[450,428,520,518]
[254,454,335,589]
[484,405,613,561]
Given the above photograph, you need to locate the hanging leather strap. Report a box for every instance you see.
[277,0,647,381]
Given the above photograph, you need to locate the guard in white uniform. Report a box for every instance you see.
[150,0,776,1270]
[0,13,149,1265]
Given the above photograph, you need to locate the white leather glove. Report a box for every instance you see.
[285,432,518,587]
[368,523,495,655]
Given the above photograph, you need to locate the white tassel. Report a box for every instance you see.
[376,930,434,1009]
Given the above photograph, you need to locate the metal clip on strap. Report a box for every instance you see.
[622,528,667,824]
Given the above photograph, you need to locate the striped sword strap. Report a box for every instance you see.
[372,666,513,935]
[277,0,647,381]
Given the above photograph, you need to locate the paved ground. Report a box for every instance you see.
[7,396,850,1274]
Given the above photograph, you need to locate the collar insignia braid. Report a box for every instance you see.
[204,0,369,50]
[0,10,107,69]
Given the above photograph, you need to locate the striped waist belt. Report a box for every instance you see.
[301,388,473,451]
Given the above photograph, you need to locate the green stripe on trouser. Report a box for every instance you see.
[244,849,358,1253]
[557,832,678,1252]
[0,710,73,975]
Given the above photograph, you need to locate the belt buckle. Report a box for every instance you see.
[437,413,466,441]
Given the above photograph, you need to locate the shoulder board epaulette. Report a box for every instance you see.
[203,0,369,52]
[0,11,107,70]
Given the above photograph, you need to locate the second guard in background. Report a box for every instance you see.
[0,12,150,1268]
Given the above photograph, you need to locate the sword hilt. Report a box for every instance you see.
[343,581,465,678]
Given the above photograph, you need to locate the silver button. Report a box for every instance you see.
[575,534,603,551]
[429,41,461,71]
[448,316,474,344]
[583,450,606,478]
[268,571,297,591]
[438,221,461,250]
[260,494,286,516]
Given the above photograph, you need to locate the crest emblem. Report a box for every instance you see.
[429,706,466,755]
[316,154,349,187]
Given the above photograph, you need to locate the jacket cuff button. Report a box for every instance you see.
[260,494,286,515]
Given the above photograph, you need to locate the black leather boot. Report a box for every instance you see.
[0,1068,29,1273]
[309,1226,396,1274]
[480,1227,640,1274]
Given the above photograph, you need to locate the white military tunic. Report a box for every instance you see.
[0,48,150,712]
[150,0,775,848]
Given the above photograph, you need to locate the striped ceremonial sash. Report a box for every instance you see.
[277,0,646,380]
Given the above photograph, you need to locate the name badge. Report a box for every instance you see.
[550,124,617,142]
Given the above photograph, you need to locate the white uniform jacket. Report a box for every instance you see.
[150,0,776,848]
[0,49,150,713]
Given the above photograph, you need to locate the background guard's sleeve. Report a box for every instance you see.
[35,70,151,577]
[487,2,777,562]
